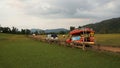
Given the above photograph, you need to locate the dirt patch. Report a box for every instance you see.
[93,45,120,53]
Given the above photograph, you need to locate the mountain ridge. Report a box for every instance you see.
[31,28,69,33]
[83,17,120,33]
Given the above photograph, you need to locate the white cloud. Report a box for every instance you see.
[0,0,120,29]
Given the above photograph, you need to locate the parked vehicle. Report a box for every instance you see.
[46,34,58,40]
[66,28,95,47]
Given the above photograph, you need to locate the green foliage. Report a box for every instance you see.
[59,31,66,34]
[25,29,31,35]
[34,30,39,35]
[0,33,120,68]
[78,26,82,29]
[83,17,120,33]
[1,27,11,33]
[0,25,31,35]
[21,29,31,35]
[21,29,26,34]
[39,30,45,35]
[70,26,75,31]
[11,27,18,34]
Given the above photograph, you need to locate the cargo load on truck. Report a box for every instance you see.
[66,28,95,47]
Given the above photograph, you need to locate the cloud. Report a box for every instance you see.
[0,0,120,29]
[18,0,120,19]
[5,0,120,19]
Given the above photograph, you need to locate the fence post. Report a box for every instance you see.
[82,43,85,51]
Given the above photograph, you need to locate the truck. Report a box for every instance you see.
[66,28,95,48]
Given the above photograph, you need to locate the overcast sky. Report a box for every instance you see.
[0,0,120,29]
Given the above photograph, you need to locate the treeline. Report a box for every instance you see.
[0,26,31,35]
[83,17,120,33]
[0,25,68,35]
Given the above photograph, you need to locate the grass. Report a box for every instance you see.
[95,34,120,46]
[0,33,120,68]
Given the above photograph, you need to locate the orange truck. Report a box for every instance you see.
[66,28,95,47]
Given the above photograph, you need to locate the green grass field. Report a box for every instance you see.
[0,33,120,68]
[95,34,120,46]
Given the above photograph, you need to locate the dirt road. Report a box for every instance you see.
[93,45,120,53]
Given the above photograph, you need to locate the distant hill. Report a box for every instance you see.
[44,28,69,33]
[31,28,69,34]
[83,17,120,33]
[31,29,43,33]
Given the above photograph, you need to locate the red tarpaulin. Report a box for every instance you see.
[70,28,94,35]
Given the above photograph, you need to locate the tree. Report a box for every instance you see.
[34,31,39,35]
[21,29,26,34]
[11,27,18,34]
[0,25,2,32]
[78,26,82,29]
[2,27,11,33]
[25,29,31,35]
[59,31,66,34]
[39,30,45,35]
[70,26,75,31]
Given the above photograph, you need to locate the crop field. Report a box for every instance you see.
[95,34,120,46]
[0,33,120,68]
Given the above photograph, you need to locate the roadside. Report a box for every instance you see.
[29,35,120,53]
